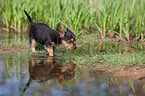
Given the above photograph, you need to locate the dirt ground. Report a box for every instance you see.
[0,48,28,54]
[86,65,145,80]
[0,48,12,54]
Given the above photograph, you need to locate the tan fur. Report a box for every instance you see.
[44,42,54,56]
[59,29,65,38]
[62,40,74,50]
[31,39,36,52]
[70,38,74,41]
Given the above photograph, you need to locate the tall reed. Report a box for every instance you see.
[0,0,145,41]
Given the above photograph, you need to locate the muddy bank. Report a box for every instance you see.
[0,48,12,54]
[87,65,145,80]
[0,48,29,54]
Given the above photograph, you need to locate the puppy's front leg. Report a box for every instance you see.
[30,39,36,52]
[44,42,55,56]
[29,31,36,52]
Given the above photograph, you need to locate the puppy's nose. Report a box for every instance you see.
[74,46,76,49]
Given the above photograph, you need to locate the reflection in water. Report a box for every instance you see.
[1,54,145,96]
[23,55,76,92]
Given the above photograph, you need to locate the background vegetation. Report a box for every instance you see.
[0,0,145,41]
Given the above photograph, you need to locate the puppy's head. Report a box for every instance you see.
[59,27,76,50]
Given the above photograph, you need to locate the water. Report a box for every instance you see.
[0,54,145,96]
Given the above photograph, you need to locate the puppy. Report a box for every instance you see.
[24,11,76,56]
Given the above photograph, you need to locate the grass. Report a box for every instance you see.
[0,0,145,41]
[72,52,145,68]
[59,38,145,68]
[0,33,29,49]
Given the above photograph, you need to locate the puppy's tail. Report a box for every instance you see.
[24,10,34,25]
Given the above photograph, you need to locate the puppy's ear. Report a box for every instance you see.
[59,29,65,38]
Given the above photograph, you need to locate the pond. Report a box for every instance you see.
[0,53,145,96]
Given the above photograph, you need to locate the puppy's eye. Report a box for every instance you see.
[69,41,73,43]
